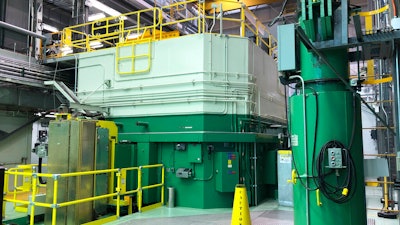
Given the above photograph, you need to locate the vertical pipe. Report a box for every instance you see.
[383,176,389,210]
[28,0,33,60]
[393,46,400,204]
[74,54,78,94]
[0,167,4,225]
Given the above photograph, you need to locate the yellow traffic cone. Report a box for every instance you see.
[231,184,251,225]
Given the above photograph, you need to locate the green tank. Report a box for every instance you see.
[290,36,367,224]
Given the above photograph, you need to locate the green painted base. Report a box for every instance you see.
[290,91,367,225]
[109,114,282,208]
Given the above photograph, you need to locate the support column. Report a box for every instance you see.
[0,0,6,48]
[0,166,5,224]
[392,45,400,183]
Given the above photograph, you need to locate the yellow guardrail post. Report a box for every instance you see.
[240,5,245,37]
[116,169,121,218]
[13,168,18,208]
[161,166,165,205]
[30,174,38,225]
[138,166,142,212]
[52,174,59,225]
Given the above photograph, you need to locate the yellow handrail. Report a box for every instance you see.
[4,164,164,225]
[137,164,165,212]
[43,0,276,59]
[353,5,390,82]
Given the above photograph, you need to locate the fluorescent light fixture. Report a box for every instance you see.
[88,12,106,21]
[61,46,73,55]
[42,24,59,33]
[126,33,142,39]
[89,41,103,48]
[86,0,124,18]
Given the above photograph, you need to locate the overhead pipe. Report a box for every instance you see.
[0,21,47,40]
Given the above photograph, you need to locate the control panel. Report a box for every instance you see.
[215,152,238,192]
[328,148,343,169]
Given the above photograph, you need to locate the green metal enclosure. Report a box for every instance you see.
[76,33,286,208]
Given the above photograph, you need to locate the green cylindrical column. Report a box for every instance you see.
[289,43,367,224]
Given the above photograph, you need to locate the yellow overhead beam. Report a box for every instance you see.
[205,0,281,12]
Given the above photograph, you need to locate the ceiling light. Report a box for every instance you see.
[89,41,103,48]
[60,46,73,55]
[85,0,123,17]
[42,24,59,33]
[126,33,142,40]
[60,46,72,52]
[88,12,106,21]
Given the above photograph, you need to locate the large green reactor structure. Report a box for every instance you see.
[278,0,367,225]
[75,33,286,208]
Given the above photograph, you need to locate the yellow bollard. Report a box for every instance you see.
[231,184,251,225]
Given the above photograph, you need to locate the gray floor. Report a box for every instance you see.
[3,187,398,225]
[107,186,399,225]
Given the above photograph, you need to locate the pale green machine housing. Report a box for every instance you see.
[75,33,286,208]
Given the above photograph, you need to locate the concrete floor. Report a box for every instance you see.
[105,186,398,225]
[3,187,399,225]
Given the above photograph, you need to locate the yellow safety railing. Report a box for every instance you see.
[3,164,165,225]
[352,5,390,83]
[3,164,47,212]
[159,0,206,37]
[44,0,277,60]
[138,164,165,212]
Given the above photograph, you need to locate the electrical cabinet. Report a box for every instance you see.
[188,144,202,163]
[215,152,239,192]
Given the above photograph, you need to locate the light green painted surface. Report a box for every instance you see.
[77,34,285,123]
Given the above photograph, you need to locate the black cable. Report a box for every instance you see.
[316,140,356,204]
[307,87,319,187]
[38,157,47,185]
[348,93,357,150]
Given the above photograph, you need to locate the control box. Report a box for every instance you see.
[215,152,238,192]
[328,148,343,168]
[176,168,193,178]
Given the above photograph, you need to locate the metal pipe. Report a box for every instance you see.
[384,176,389,210]
[209,7,216,33]
[74,54,78,93]
[0,21,47,40]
